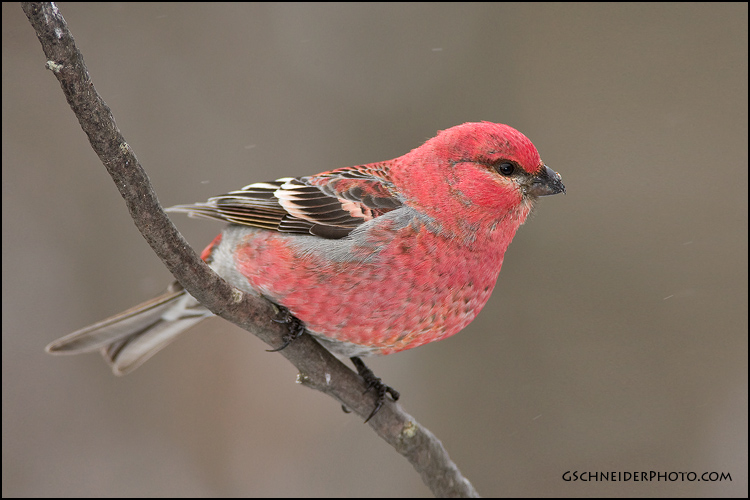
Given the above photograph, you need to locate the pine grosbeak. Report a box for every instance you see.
[47,122,564,400]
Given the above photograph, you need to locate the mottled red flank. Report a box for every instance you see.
[200,234,223,262]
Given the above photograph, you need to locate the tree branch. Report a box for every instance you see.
[21,3,479,497]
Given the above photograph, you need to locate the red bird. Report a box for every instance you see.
[47,122,564,419]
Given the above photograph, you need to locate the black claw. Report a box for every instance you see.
[350,357,400,423]
[266,305,306,352]
[365,401,383,424]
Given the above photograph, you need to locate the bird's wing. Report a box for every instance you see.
[167,165,402,239]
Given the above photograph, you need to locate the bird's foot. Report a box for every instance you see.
[266,305,306,352]
[350,356,400,423]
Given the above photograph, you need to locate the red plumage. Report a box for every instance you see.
[47,122,564,373]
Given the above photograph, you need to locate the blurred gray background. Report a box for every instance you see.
[3,3,747,497]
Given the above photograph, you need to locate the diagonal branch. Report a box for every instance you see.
[21,3,479,497]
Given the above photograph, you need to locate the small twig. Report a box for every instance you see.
[21,3,479,497]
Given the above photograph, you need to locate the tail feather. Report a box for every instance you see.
[47,282,212,375]
[101,313,207,375]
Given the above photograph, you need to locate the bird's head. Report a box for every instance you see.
[391,122,564,233]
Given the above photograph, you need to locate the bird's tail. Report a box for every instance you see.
[46,282,212,376]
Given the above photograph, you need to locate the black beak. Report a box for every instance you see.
[527,165,565,197]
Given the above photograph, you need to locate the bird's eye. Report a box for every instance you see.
[495,162,515,176]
